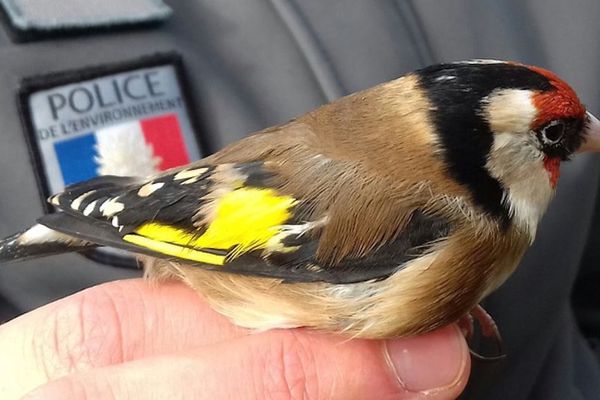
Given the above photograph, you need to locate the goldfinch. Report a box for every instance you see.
[1,60,599,340]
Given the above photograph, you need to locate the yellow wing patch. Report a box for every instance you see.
[123,187,297,265]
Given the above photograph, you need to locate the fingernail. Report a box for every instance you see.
[384,325,467,393]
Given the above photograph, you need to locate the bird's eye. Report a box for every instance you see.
[539,120,565,144]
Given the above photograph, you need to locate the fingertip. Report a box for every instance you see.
[384,325,470,397]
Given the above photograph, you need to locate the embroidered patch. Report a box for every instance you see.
[0,0,171,42]
[19,53,204,267]
[54,115,190,185]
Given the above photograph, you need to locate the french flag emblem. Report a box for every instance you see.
[54,113,190,185]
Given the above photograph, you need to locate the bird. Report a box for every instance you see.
[1,59,599,343]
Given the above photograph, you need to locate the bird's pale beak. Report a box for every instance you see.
[579,112,600,153]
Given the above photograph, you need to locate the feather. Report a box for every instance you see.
[0,224,95,263]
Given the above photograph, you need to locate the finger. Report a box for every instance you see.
[23,325,470,400]
[0,279,247,398]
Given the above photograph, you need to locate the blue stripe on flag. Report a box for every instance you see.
[54,133,99,185]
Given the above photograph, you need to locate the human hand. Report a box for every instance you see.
[0,279,470,399]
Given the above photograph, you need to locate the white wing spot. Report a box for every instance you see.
[435,75,456,82]
[49,195,60,206]
[100,198,125,217]
[181,178,199,185]
[112,216,120,228]
[71,190,97,211]
[457,59,504,65]
[138,182,165,197]
[174,168,208,181]
[83,200,98,216]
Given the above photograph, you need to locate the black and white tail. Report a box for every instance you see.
[0,224,96,263]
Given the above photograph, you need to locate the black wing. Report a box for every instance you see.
[42,162,452,284]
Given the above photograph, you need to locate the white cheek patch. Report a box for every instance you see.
[483,89,537,134]
[486,133,554,241]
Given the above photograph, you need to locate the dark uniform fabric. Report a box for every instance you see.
[0,1,598,398]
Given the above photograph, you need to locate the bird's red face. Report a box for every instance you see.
[527,65,588,187]
[528,65,587,126]
[416,60,600,239]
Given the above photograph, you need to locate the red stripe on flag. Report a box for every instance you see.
[140,114,190,171]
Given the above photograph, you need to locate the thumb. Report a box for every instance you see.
[23,325,470,400]
[384,325,470,397]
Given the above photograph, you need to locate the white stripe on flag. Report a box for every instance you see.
[95,121,161,177]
